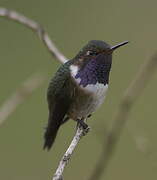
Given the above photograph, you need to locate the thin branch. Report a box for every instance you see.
[0,7,67,64]
[0,74,45,126]
[53,125,89,180]
[89,53,157,180]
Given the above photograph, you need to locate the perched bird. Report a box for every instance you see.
[44,40,128,150]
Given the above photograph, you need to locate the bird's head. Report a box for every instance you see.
[74,40,128,66]
[71,40,128,87]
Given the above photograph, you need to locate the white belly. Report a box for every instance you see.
[80,83,108,115]
[69,65,108,119]
[69,82,108,119]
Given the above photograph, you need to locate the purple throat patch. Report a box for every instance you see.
[75,54,111,87]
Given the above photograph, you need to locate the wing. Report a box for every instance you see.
[44,62,74,150]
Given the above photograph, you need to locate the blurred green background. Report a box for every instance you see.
[0,0,157,179]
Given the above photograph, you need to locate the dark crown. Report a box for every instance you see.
[76,40,111,58]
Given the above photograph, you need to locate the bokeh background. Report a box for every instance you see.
[0,0,157,179]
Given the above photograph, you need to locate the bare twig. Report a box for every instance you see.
[53,125,89,180]
[89,53,157,180]
[0,74,45,126]
[0,7,67,64]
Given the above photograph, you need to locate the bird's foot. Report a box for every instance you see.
[77,119,90,135]
[82,126,90,136]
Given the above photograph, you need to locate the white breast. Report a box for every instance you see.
[70,65,108,116]
[83,83,108,95]
[84,83,108,111]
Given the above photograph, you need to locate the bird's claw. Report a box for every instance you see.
[76,118,91,135]
[82,126,91,136]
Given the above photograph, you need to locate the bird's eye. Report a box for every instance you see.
[86,51,98,56]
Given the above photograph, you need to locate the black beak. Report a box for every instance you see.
[111,41,129,51]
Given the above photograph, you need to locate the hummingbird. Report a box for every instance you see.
[43,40,128,150]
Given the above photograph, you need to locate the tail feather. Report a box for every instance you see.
[43,124,60,150]
[43,111,62,150]
[44,98,70,150]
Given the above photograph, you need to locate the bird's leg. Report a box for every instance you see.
[77,118,88,129]
[76,118,90,135]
